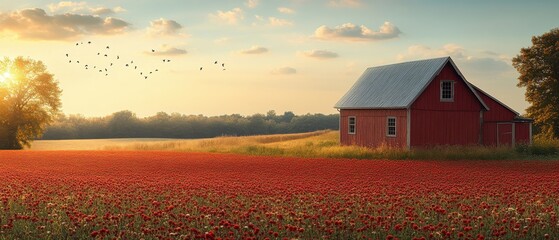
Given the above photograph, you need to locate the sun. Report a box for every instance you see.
[0,71,11,83]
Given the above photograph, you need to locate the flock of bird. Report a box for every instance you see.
[65,41,226,79]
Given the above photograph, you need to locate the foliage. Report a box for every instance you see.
[512,28,559,139]
[0,57,61,149]
[42,111,339,140]
[1,151,558,239]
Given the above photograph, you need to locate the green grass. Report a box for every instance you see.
[101,130,559,160]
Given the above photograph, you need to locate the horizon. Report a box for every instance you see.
[2,1,558,117]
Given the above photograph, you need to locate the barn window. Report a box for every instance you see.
[387,117,396,137]
[440,80,454,101]
[348,116,356,134]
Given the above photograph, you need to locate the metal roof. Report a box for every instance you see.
[334,56,489,110]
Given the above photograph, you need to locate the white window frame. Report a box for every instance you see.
[387,117,396,137]
[440,80,455,102]
[348,116,356,134]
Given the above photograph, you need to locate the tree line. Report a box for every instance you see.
[41,110,340,140]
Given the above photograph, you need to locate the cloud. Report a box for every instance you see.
[209,8,244,25]
[397,44,514,75]
[147,45,187,56]
[269,17,293,27]
[328,0,362,7]
[271,67,297,75]
[90,7,125,15]
[239,46,268,54]
[48,1,87,12]
[147,18,183,37]
[48,1,126,15]
[314,22,401,41]
[0,8,130,41]
[214,37,230,44]
[299,50,339,59]
[246,0,259,8]
[278,7,295,14]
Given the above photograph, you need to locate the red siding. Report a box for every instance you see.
[477,90,517,122]
[412,63,483,112]
[515,122,531,145]
[340,109,407,148]
[411,110,480,146]
[410,62,482,147]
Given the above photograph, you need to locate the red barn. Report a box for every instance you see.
[334,57,532,148]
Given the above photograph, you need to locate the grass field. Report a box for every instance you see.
[31,130,559,160]
[1,151,558,239]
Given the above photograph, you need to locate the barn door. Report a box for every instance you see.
[497,123,513,146]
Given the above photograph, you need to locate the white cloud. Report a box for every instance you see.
[209,8,244,25]
[246,0,259,9]
[314,22,401,41]
[239,46,268,54]
[147,18,183,37]
[269,17,293,27]
[0,8,130,40]
[214,37,230,44]
[397,44,514,75]
[299,50,339,59]
[278,7,295,14]
[328,0,362,8]
[48,1,125,15]
[48,1,87,12]
[147,44,187,56]
[271,67,297,75]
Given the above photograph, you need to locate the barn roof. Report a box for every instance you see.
[334,57,489,110]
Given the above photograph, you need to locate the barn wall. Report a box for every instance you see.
[410,62,483,147]
[412,63,483,112]
[476,89,517,122]
[340,109,407,148]
[515,122,531,145]
[411,110,480,146]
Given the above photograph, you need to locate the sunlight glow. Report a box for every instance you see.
[0,71,11,83]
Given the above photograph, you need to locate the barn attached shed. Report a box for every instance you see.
[335,57,532,148]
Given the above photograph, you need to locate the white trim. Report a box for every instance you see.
[348,116,356,135]
[440,80,455,102]
[387,116,396,137]
[406,109,411,149]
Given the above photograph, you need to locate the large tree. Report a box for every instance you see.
[0,57,62,149]
[512,28,559,139]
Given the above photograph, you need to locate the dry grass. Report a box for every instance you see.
[29,130,559,160]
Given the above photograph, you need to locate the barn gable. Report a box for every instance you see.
[334,57,488,110]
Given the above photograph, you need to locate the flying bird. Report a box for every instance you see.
[106,46,110,49]
[65,54,68,57]
[222,63,225,67]
[152,49,155,52]
[214,61,218,64]
[167,60,171,62]
[98,53,100,55]
[135,66,137,69]
[117,56,120,60]
[104,54,108,57]
[110,63,113,66]
[69,60,71,63]
[76,43,79,46]
[125,64,129,67]
[200,67,203,71]
[88,41,91,44]
[144,76,148,79]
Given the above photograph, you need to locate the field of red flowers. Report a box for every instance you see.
[0,151,558,239]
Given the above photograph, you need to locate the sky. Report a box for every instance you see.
[1,0,558,117]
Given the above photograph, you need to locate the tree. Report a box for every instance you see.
[0,57,62,149]
[512,28,559,139]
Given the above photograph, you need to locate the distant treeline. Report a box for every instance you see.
[41,110,340,140]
